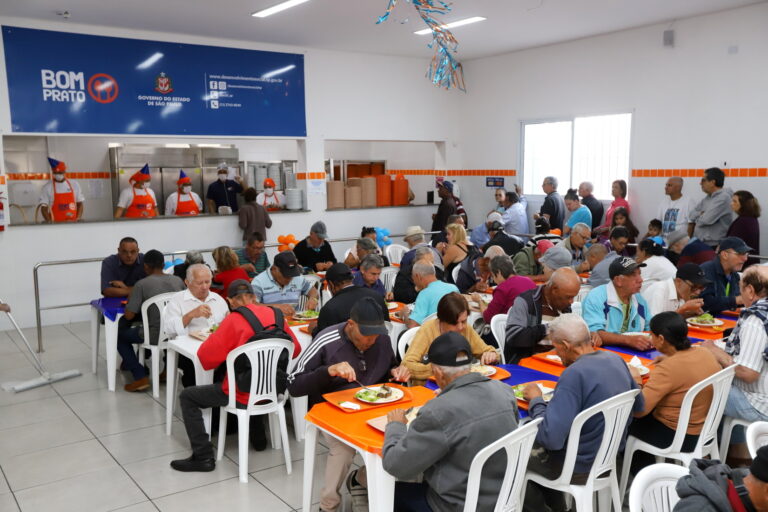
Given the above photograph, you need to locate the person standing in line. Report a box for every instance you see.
[657,176,694,244]
[688,167,733,249]
[578,181,603,231]
[238,187,272,242]
[533,176,566,231]
[727,190,761,268]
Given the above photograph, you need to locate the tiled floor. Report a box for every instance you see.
[0,322,347,512]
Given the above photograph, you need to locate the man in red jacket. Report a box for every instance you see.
[170,279,300,473]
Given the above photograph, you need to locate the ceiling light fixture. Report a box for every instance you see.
[413,16,486,35]
[252,0,310,18]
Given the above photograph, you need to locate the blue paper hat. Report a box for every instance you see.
[140,164,150,176]
[130,164,151,182]
[47,158,66,172]
[177,170,191,184]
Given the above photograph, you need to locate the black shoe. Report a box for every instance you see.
[250,427,268,451]
[170,454,215,472]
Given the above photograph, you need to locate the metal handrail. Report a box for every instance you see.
[31,231,440,352]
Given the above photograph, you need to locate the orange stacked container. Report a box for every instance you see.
[392,175,410,206]
[376,174,392,207]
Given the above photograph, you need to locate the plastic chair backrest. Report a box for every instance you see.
[140,291,178,345]
[381,267,398,293]
[557,389,640,485]
[463,418,542,512]
[491,314,508,364]
[299,274,323,310]
[386,244,408,265]
[747,421,768,458]
[224,338,293,412]
[398,326,420,360]
[343,247,353,261]
[576,285,592,302]
[628,463,688,512]
[451,265,461,284]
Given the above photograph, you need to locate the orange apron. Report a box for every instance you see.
[175,192,200,216]
[262,193,281,211]
[125,187,157,218]
[51,179,78,222]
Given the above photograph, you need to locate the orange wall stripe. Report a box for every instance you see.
[0,175,5,185]
[632,168,768,178]
[296,172,327,180]
[387,169,517,177]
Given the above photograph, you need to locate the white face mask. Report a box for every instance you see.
[141,182,149,190]
[182,185,192,194]
[218,174,227,182]
[54,173,65,182]
[265,188,274,196]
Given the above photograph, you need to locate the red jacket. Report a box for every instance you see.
[197,304,300,404]
[213,267,251,298]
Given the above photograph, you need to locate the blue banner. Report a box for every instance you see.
[1,26,306,136]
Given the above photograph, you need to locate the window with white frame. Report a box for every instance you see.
[522,113,632,200]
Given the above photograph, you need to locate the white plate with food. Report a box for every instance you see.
[367,406,421,432]
[687,314,724,327]
[512,383,555,402]
[470,364,497,377]
[354,385,405,404]
[627,362,650,376]
[293,310,320,321]
[386,302,399,310]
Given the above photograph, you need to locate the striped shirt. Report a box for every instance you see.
[726,315,768,416]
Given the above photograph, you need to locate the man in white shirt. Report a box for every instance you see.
[164,263,229,339]
[641,263,708,317]
[500,191,529,238]
[657,177,695,243]
[39,158,84,222]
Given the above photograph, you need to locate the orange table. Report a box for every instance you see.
[302,386,435,512]
[519,349,653,378]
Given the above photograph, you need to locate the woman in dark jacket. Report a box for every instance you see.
[727,190,760,268]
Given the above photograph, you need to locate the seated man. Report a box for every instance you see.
[455,255,492,295]
[539,245,573,280]
[237,232,269,279]
[556,222,591,272]
[700,236,749,316]
[173,250,204,281]
[288,298,409,512]
[117,249,185,391]
[469,211,503,248]
[293,221,337,272]
[353,254,390,299]
[251,251,319,316]
[101,236,146,297]
[312,263,387,337]
[667,230,716,268]
[504,268,581,363]
[483,220,524,256]
[586,243,620,288]
[512,240,553,280]
[400,226,443,269]
[383,331,519,511]
[170,280,299,472]
[404,262,459,328]
[392,246,444,304]
[641,263,708,317]
[582,257,654,350]
[344,237,389,269]
[522,314,643,510]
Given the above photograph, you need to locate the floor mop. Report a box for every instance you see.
[1,304,82,392]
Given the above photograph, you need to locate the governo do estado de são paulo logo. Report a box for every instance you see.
[40,69,119,104]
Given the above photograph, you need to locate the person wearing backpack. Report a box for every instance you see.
[170,279,300,473]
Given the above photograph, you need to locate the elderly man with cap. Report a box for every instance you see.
[642,263,709,317]
[101,236,146,298]
[431,179,458,241]
[251,251,318,316]
[400,225,443,269]
[557,222,591,272]
[522,314,643,510]
[237,232,269,279]
[255,177,285,210]
[539,244,573,281]
[469,211,503,248]
[206,162,243,214]
[675,445,768,511]
[289,298,410,512]
[504,267,583,363]
[293,221,337,272]
[483,219,525,256]
[513,239,554,280]
[582,256,654,350]
[700,236,750,315]
[383,331,520,511]
[170,279,300,472]
[165,170,202,216]
[115,164,158,218]
[39,157,84,222]
[117,249,185,392]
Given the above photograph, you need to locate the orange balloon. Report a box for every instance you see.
[278,244,290,252]
[277,235,287,244]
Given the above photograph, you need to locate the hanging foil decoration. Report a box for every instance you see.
[377,0,466,91]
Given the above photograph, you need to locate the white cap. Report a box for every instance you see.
[486,212,503,223]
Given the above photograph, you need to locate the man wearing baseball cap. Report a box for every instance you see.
[382,331,519,511]
[431,179,458,240]
[293,220,337,272]
[469,211,503,247]
[400,225,443,269]
[251,251,318,317]
[484,219,525,256]
[513,239,554,279]
[289,297,410,512]
[582,256,653,350]
[641,263,710,317]
[700,236,751,316]
[171,279,300,472]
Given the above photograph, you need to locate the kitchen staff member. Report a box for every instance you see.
[166,170,202,216]
[114,164,158,219]
[255,178,285,211]
[206,163,243,214]
[39,158,84,223]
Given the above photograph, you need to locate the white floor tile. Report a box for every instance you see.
[0,471,9,495]
[0,354,33,372]
[0,397,76,432]
[63,388,153,418]
[0,416,93,464]
[100,421,190,466]
[252,454,333,510]
[13,466,146,512]
[153,477,292,512]
[2,439,117,491]
[77,400,167,437]
[122,450,239,499]
[110,502,158,512]
[0,493,19,512]
[0,333,21,356]
[220,429,326,473]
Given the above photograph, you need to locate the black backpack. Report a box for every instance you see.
[231,306,293,395]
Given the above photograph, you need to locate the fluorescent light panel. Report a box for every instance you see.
[414,16,486,35]
[252,0,310,18]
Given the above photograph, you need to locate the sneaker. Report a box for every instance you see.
[170,454,215,472]
[345,469,369,512]
[124,376,149,392]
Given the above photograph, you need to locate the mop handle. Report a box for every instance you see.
[1,302,48,375]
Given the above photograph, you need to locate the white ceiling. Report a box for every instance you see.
[0,0,764,60]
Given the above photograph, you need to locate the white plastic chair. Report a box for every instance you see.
[398,326,420,360]
[215,339,293,483]
[720,416,752,461]
[525,389,641,512]
[620,365,736,498]
[747,421,768,458]
[343,247,354,262]
[138,292,178,398]
[576,285,592,302]
[464,418,542,512]
[491,314,508,364]
[628,463,688,512]
[386,244,408,265]
[451,265,461,284]
[381,266,399,294]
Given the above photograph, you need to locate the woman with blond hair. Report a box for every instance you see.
[212,246,250,298]
[441,223,478,284]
